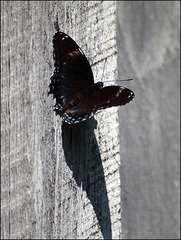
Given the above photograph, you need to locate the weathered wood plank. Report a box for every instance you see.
[1,1,120,239]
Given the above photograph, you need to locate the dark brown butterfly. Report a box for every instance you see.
[49,31,134,124]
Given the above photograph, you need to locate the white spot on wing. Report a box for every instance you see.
[62,36,68,41]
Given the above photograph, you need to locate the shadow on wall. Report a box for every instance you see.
[62,118,112,239]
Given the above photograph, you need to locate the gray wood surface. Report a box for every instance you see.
[117,2,180,239]
[1,1,180,239]
[1,1,120,239]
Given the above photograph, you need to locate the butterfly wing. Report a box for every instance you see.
[49,31,94,110]
[63,86,134,124]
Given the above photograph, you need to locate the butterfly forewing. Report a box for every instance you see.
[49,32,94,111]
[53,32,94,85]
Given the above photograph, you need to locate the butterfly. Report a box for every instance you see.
[48,31,134,124]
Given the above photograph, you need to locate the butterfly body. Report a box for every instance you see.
[49,31,134,124]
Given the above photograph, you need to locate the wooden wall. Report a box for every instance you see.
[1,1,180,239]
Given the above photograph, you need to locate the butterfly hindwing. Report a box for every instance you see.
[63,86,134,124]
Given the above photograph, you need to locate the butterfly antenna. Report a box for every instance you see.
[54,15,60,32]
[117,78,133,82]
[104,78,133,83]
[101,58,107,82]
[101,58,133,83]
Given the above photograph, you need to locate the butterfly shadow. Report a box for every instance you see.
[62,117,112,239]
